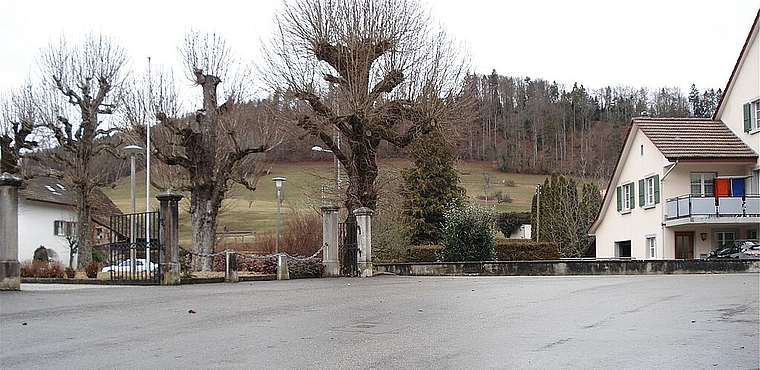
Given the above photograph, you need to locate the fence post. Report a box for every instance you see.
[276,253,290,280]
[225,250,238,283]
[353,207,374,277]
[321,205,340,277]
[0,173,22,291]
[157,190,183,285]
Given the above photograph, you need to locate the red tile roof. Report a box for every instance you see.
[635,117,758,161]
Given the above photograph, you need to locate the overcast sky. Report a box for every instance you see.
[1,0,758,97]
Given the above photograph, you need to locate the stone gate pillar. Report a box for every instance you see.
[353,207,373,277]
[157,190,183,285]
[0,173,22,291]
[321,205,340,277]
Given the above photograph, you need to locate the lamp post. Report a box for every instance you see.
[535,184,541,241]
[311,142,341,191]
[123,145,144,214]
[272,177,286,254]
[123,145,144,274]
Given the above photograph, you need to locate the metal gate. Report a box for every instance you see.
[106,212,161,283]
[339,221,359,276]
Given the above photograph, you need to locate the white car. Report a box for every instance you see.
[101,258,158,273]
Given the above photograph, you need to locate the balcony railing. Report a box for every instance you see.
[665,194,760,220]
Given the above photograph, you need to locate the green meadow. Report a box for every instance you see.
[102,160,548,244]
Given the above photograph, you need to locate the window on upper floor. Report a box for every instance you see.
[638,175,660,208]
[691,172,716,197]
[616,182,634,213]
[744,99,760,132]
[54,220,76,237]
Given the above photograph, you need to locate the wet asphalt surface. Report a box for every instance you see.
[1,274,758,369]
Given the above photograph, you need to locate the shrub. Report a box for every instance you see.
[494,240,560,261]
[34,246,59,262]
[438,203,495,262]
[288,257,323,278]
[406,245,441,262]
[65,267,76,278]
[20,260,65,278]
[85,261,100,278]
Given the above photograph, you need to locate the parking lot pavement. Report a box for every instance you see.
[1,274,758,369]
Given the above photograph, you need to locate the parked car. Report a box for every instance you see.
[101,258,158,272]
[705,239,760,259]
[738,244,760,260]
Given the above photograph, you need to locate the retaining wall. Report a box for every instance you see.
[375,260,760,276]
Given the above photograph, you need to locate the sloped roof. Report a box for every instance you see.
[19,177,74,206]
[635,117,758,161]
[19,177,123,226]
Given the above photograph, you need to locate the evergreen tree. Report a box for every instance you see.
[532,173,601,257]
[401,130,466,245]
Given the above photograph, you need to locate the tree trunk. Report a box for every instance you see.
[75,187,92,269]
[190,194,220,271]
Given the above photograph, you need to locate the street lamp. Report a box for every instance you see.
[123,144,143,274]
[311,140,341,190]
[272,177,286,254]
[122,145,144,214]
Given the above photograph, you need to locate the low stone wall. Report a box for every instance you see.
[375,260,760,276]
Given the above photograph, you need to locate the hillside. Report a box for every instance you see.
[102,160,549,241]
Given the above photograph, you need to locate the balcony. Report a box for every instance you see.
[665,194,760,225]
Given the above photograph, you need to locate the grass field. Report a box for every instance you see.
[102,159,549,243]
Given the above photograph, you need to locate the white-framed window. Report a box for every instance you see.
[639,175,660,208]
[646,236,657,259]
[616,182,634,213]
[615,240,632,258]
[54,220,76,237]
[744,99,760,132]
[715,231,736,249]
[691,172,716,196]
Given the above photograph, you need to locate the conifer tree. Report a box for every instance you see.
[401,130,465,245]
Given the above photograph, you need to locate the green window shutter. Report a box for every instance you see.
[628,183,635,210]
[654,175,660,204]
[638,179,645,207]
[744,103,752,132]
[616,186,622,212]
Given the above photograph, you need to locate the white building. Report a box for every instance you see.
[18,177,121,266]
[589,11,760,259]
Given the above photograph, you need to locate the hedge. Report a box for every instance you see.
[495,239,560,261]
[406,245,442,262]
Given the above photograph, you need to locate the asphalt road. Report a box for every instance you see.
[1,274,758,369]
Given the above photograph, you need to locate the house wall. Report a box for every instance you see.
[595,129,666,260]
[18,199,77,267]
[718,21,759,196]
[720,22,759,154]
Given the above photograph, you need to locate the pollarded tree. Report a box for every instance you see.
[125,31,283,271]
[264,0,470,212]
[1,84,41,175]
[36,33,128,269]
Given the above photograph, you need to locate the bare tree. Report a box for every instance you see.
[1,84,43,174]
[125,31,282,271]
[35,33,129,269]
[263,0,470,212]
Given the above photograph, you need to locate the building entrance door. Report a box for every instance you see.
[675,232,693,259]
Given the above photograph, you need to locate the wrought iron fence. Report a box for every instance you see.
[339,221,359,276]
[106,212,161,283]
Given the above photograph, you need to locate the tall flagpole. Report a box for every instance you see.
[146,57,153,272]
[146,57,152,213]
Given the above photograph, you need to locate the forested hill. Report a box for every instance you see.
[271,71,722,182]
